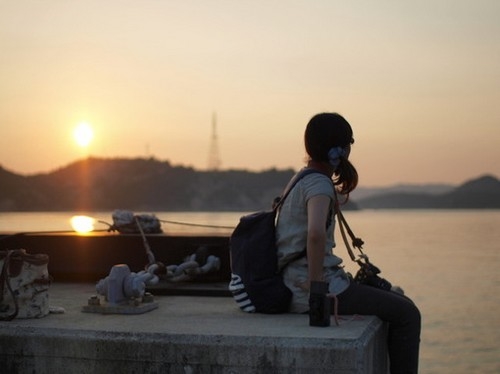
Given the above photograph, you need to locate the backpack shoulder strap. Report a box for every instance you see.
[275,168,332,271]
[274,168,326,210]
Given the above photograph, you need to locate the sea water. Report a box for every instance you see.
[1,210,499,373]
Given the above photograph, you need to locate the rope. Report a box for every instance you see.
[134,216,156,266]
[145,251,221,283]
[1,213,235,239]
[0,229,110,241]
[159,219,234,230]
[99,216,235,232]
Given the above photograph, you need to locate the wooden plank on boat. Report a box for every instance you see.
[146,281,231,297]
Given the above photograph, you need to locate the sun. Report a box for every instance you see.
[74,122,94,147]
[70,215,95,233]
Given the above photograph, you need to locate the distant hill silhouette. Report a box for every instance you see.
[350,183,454,201]
[0,157,359,212]
[0,158,260,211]
[0,158,497,211]
[356,175,500,209]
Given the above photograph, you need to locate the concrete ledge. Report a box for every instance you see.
[0,283,388,373]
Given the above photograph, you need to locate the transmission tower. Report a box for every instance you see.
[207,112,222,171]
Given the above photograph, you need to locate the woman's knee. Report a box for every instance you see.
[397,299,421,334]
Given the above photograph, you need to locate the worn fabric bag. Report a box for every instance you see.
[0,249,51,320]
[228,169,318,314]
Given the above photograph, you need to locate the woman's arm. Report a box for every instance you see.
[306,194,331,284]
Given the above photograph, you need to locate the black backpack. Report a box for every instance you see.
[228,169,318,313]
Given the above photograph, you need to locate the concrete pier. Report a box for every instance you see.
[0,283,388,373]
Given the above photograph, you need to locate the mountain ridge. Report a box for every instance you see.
[0,157,498,211]
[356,174,500,209]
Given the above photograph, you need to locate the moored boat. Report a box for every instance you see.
[0,231,231,296]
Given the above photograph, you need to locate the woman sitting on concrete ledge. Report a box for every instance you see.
[276,112,421,373]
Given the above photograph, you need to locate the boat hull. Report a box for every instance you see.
[0,232,231,286]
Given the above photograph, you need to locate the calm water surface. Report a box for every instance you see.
[1,210,499,373]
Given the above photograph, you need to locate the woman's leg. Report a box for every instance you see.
[336,283,421,374]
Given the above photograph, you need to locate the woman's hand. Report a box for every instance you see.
[295,279,310,292]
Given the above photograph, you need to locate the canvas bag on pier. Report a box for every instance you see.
[0,249,51,320]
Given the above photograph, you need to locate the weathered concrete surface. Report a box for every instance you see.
[0,283,388,373]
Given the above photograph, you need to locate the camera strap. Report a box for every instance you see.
[333,193,399,293]
[334,194,367,264]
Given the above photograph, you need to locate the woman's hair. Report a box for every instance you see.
[304,112,358,195]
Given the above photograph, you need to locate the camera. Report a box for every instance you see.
[309,281,330,327]
[354,261,392,291]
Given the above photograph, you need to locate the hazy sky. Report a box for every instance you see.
[1,1,499,186]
